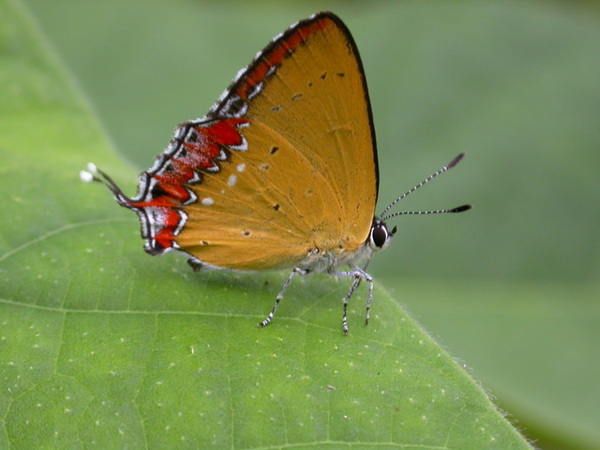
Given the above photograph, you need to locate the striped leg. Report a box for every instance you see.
[342,275,361,335]
[363,269,375,326]
[258,267,307,328]
[357,260,373,325]
[329,266,374,335]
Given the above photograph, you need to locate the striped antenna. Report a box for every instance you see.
[381,204,471,221]
[379,153,470,221]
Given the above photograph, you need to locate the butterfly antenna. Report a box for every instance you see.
[379,153,471,221]
[80,163,132,207]
[381,204,471,221]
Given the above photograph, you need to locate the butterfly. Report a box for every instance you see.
[81,12,470,334]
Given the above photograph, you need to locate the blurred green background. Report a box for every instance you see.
[21,0,600,448]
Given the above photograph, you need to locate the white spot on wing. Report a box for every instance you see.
[232,67,246,83]
[237,163,246,172]
[228,174,237,187]
[174,127,186,139]
[188,172,201,184]
[266,64,278,78]
[230,134,248,152]
[174,211,188,235]
[247,81,265,100]
[201,198,214,206]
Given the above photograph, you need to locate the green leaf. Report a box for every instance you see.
[0,0,531,448]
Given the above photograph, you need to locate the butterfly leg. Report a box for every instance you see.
[258,267,307,329]
[329,266,373,335]
[357,260,373,325]
[342,275,361,335]
[362,268,375,326]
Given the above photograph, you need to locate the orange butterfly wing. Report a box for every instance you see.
[130,13,378,271]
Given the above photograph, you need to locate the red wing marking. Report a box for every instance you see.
[235,19,329,102]
[129,118,248,253]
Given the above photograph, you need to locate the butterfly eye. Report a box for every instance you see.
[369,220,392,250]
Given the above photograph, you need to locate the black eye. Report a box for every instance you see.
[371,222,389,249]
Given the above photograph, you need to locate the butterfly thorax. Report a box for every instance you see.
[297,217,393,273]
[297,241,374,273]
